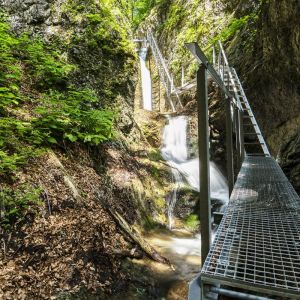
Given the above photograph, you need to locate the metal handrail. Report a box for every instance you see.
[147,30,173,86]
[185,42,242,112]
[147,30,183,111]
[214,41,270,157]
[216,41,243,110]
[231,68,270,156]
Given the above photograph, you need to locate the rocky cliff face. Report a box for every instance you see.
[227,0,300,155]
[279,133,300,195]
[225,0,300,193]
[0,0,136,104]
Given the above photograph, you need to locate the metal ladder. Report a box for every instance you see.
[215,41,270,157]
[146,30,183,112]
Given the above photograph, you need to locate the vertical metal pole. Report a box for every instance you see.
[235,106,241,170]
[222,57,225,82]
[226,97,234,195]
[232,105,237,134]
[181,65,185,87]
[218,50,221,74]
[197,64,211,267]
[239,110,245,163]
[212,46,216,66]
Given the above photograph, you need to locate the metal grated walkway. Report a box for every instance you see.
[201,156,300,298]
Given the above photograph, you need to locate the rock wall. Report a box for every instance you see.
[226,0,300,193]
[278,133,300,195]
[227,0,300,156]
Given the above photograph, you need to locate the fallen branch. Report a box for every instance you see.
[111,247,143,259]
[98,194,173,268]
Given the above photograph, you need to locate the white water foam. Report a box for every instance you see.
[139,47,152,111]
[161,116,228,229]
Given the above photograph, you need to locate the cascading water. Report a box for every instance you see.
[138,47,152,111]
[161,116,228,229]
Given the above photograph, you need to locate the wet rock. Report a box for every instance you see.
[173,188,198,220]
[278,132,300,195]
[227,0,300,156]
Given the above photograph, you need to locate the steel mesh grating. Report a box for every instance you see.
[201,156,300,297]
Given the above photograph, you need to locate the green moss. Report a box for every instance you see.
[154,196,165,210]
[149,165,164,185]
[148,149,163,161]
[211,13,258,44]
[163,3,186,31]
[184,214,200,230]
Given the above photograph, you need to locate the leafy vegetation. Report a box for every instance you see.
[211,13,259,44]
[0,13,128,177]
[116,0,169,28]
[34,89,116,145]
[184,214,200,230]
[131,0,156,27]
[0,185,42,229]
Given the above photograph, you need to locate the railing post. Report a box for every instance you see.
[235,106,241,169]
[181,65,185,87]
[197,64,211,267]
[239,110,245,163]
[226,97,234,195]
[218,50,221,74]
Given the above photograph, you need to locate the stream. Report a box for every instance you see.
[161,115,229,229]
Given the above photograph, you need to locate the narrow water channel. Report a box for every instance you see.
[139,47,152,111]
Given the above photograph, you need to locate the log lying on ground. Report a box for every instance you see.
[99,196,173,267]
[112,247,144,259]
[111,209,173,266]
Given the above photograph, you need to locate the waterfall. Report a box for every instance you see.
[161,116,228,229]
[139,47,152,111]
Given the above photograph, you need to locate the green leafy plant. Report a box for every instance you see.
[131,0,156,27]
[0,185,42,229]
[211,13,258,44]
[0,10,128,177]
[0,18,21,109]
[17,35,75,89]
[0,118,45,175]
[33,89,116,145]
[184,214,200,230]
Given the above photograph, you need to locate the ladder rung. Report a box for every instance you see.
[244,132,261,135]
[246,153,267,156]
[243,115,254,118]
[244,142,265,145]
